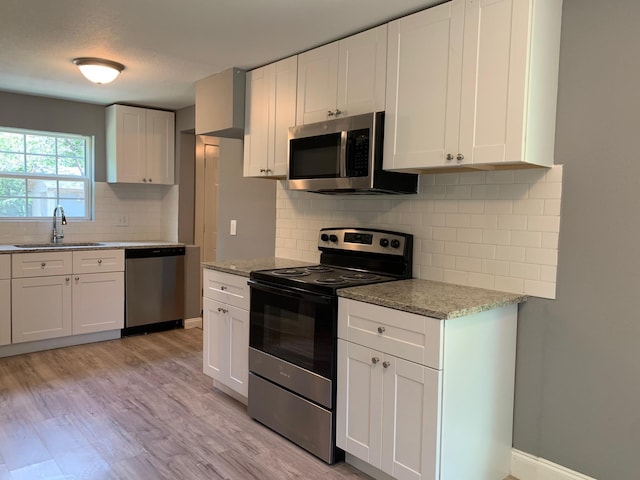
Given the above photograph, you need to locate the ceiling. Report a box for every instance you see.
[1,0,440,111]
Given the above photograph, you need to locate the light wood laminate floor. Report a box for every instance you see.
[0,328,518,480]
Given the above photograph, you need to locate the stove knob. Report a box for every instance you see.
[390,239,401,249]
[379,238,389,248]
[329,234,338,243]
[320,233,329,242]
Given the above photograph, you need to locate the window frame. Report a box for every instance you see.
[0,126,94,221]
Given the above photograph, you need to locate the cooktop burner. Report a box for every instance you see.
[314,277,348,285]
[306,265,334,273]
[340,272,380,281]
[271,268,311,277]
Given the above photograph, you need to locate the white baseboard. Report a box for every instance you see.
[183,317,202,329]
[512,449,597,480]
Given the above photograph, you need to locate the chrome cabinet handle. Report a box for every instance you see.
[383,361,391,369]
[377,326,386,334]
[371,357,380,364]
[446,153,454,161]
[456,153,464,162]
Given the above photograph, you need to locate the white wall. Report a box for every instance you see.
[276,165,562,299]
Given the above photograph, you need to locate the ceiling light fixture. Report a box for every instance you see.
[72,57,125,85]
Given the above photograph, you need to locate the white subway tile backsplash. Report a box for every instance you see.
[496,246,526,263]
[510,262,541,280]
[457,228,483,244]
[511,231,543,248]
[275,166,563,299]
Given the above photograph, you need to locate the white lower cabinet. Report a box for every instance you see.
[12,275,73,343]
[337,297,517,480]
[202,268,250,401]
[72,272,124,335]
[11,249,125,344]
[0,255,10,346]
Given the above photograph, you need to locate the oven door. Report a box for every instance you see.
[249,280,336,380]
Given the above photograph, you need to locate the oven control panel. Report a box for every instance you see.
[318,228,410,255]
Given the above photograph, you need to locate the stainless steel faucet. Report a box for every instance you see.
[52,205,67,243]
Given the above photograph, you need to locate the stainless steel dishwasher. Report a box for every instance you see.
[124,246,185,335]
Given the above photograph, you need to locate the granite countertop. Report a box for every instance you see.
[0,241,184,254]
[202,257,315,277]
[338,278,527,320]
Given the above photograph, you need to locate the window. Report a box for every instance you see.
[0,127,93,220]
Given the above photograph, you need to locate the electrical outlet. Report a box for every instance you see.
[230,219,237,236]
[116,215,129,227]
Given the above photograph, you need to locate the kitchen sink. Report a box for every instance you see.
[13,242,106,248]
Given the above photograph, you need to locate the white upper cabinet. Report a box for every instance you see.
[106,104,175,184]
[244,55,297,178]
[384,0,562,171]
[296,25,387,125]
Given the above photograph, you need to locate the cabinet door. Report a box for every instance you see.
[72,272,124,335]
[244,64,271,177]
[12,276,72,343]
[227,304,249,397]
[145,109,175,184]
[336,339,383,468]
[337,25,387,117]
[0,279,10,346]
[107,105,147,183]
[296,42,339,125]
[381,355,441,480]
[269,56,297,177]
[458,0,519,165]
[384,1,465,171]
[203,297,226,381]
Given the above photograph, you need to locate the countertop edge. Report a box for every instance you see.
[0,241,185,254]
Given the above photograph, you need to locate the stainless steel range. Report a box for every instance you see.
[248,227,413,463]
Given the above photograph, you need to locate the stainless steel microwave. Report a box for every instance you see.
[287,112,418,195]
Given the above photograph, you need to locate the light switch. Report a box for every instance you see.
[230,219,237,236]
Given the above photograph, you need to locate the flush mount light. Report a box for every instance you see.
[72,57,125,85]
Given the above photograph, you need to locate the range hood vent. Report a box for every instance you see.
[195,67,246,139]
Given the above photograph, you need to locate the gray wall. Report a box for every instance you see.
[216,137,276,261]
[176,105,196,244]
[0,92,107,181]
[513,1,640,478]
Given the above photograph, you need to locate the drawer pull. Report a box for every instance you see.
[98,259,102,264]
[217,307,228,314]
[41,262,46,268]
[220,285,227,291]
[377,326,385,334]
[65,277,70,282]
[75,276,80,281]
[383,361,391,369]
[371,357,380,364]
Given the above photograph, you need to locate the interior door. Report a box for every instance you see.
[194,136,219,262]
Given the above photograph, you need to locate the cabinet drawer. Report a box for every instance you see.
[73,249,124,274]
[203,269,249,310]
[338,298,443,370]
[0,255,10,280]
[12,252,73,278]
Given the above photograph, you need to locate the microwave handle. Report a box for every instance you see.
[248,280,335,304]
[340,130,347,178]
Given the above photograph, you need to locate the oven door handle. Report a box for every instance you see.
[248,280,335,304]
